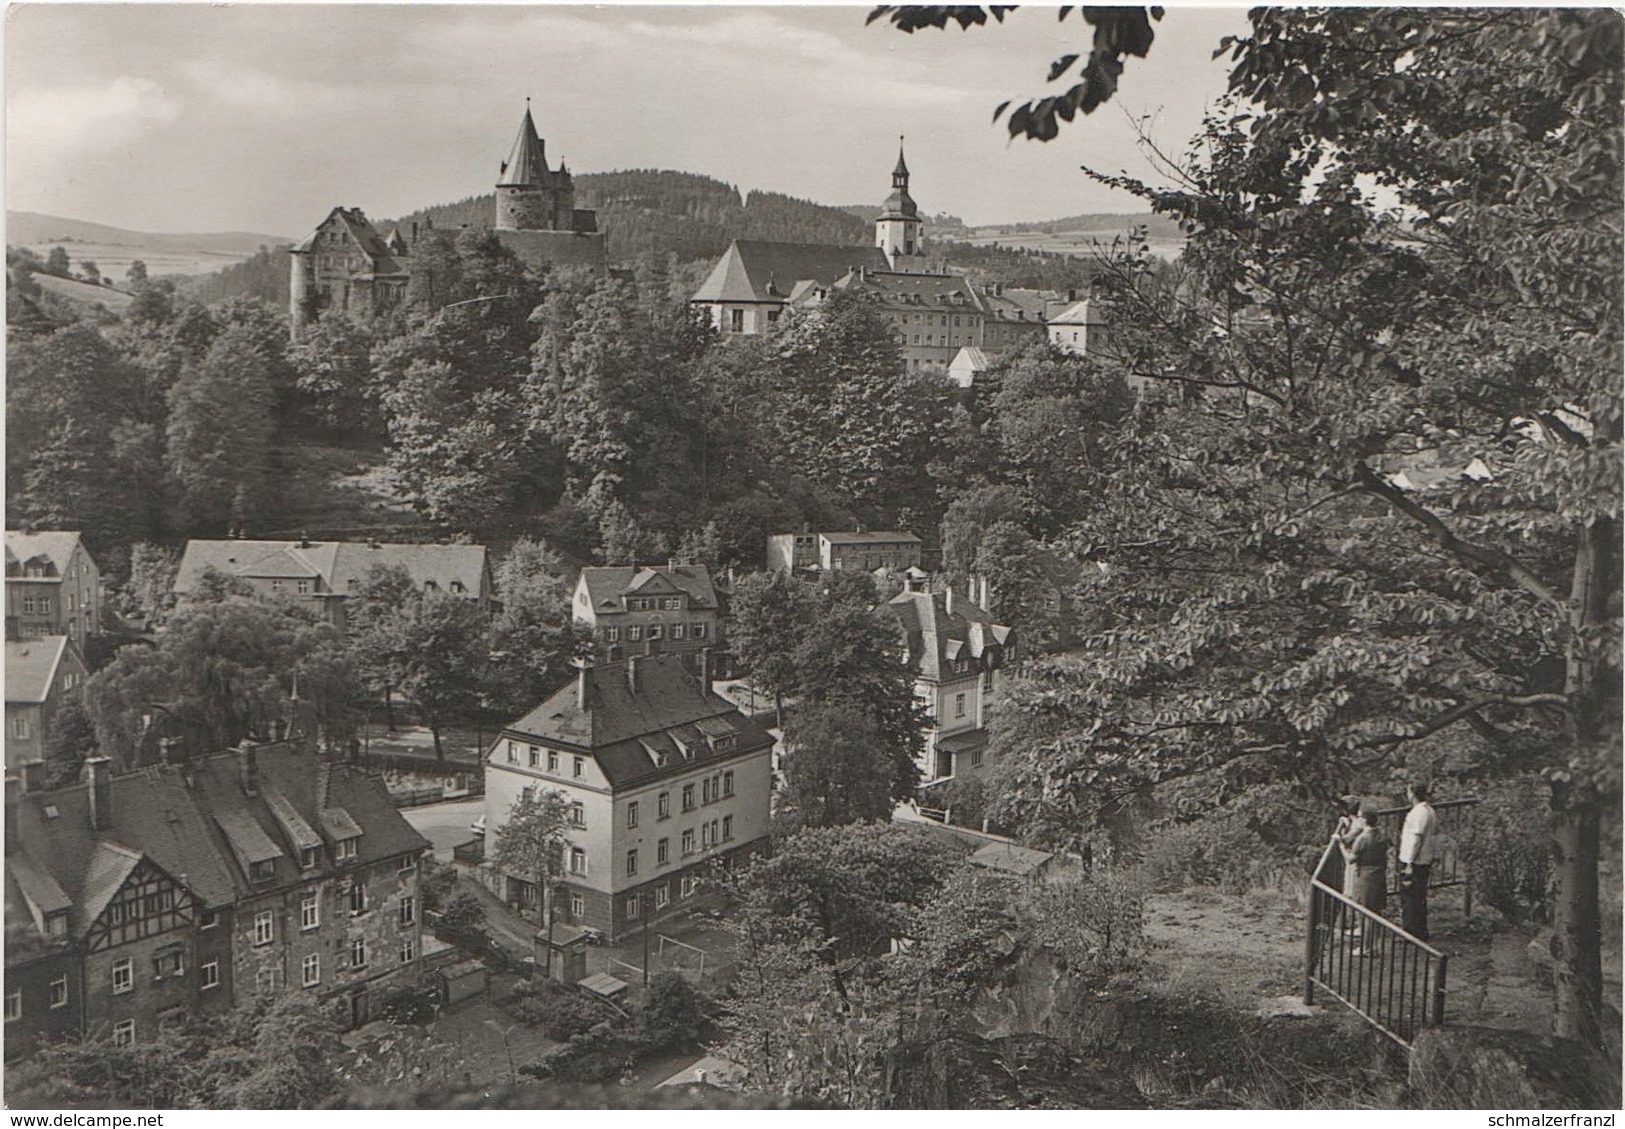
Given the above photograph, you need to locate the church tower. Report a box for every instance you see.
[495,102,576,232]
[875,138,925,270]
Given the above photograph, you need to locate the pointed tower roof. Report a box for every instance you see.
[893,137,910,182]
[880,136,919,221]
[497,104,550,187]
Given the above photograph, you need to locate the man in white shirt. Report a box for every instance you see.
[1398,780,1438,940]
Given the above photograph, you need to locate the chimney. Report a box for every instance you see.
[666,558,679,572]
[86,756,112,830]
[627,655,641,695]
[239,744,259,796]
[697,647,712,688]
[576,662,590,711]
[945,586,955,615]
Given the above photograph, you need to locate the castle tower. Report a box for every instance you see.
[875,137,925,270]
[495,102,576,232]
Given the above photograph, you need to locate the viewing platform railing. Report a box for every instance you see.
[1304,839,1449,1049]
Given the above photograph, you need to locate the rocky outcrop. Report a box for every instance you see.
[1409,1027,1619,1108]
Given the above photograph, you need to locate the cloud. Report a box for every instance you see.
[8,75,181,177]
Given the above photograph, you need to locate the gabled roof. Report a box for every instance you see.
[578,565,719,613]
[79,842,144,930]
[5,530,85,579]
[1049,298,1104,327]
[500,655,773,788]
[692,240,890,304]
[174,540,487,598]
[887,589,1014,682]
[498,106,553,187]
[5,636,72,704]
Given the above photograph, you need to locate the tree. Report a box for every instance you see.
[125,541,181,623]
[86,588,359,768]
[944,7,1619,1047]
[126,259,148,287]
[164,324,278,531]
[489,538,591,716]
[42,698,96,789]
[78,259,101,285]
[782,702,914,828]
[488,786,571,966]
[43,245,71,277]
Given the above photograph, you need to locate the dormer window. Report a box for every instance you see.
[250,859,276,883]
[336,837,359,862]
[450,580,466,595]
[300,846,321,870]
[47,912,67,938]
[423,580,438,593]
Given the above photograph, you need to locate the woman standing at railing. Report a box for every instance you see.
[1348,801,1390,956]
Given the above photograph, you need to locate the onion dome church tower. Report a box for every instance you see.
[875,138,926,270]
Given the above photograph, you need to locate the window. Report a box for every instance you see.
[254,911,274,945]
[605,626,620,642]
[11,717,28,740]
[723,815,733,841]
[250,858,276,883]
[972,746,985,769]
[349,883,368,916]
[399,856,416,875]
[200,909,218,931]
[271,580,285,593]
[682,784,695,812]
[626,849,638,877]
[155,950,184,979]
[655,886,670,909]
[569,802,586,827]
[730,308,745,332]
[336,837,358,861]
[647,625,663,641]
[113,1019,136,1048]
[672,624,685,640]
[627,801,639,829]
[529,746,540,768]
[297,580,311,595]
[507,741,518,763]
[658,792,670,819]
[681,829,695,856]
[626,895,640,919]
[573,756,584,779]
[657,838,669,865]
[5,989,20,1022]
[49,975,67,1009]
[548,750,559,772]
[628,625,642,642]
[200,961,220,991]
[701,823,712,849]
[112,958,134,994]
[680,876,699,899]
[300,847,320,870]
[702,777,712,804]
[983,668,994,691]
[21,595,33,614]
[399,895,415,927]
[302,954,321,987]
[350,938,368,970]
[723,770,735,797]
[569,847,587,875]
[400,937,416,964]
[569,892,585,918]
[693,623,707,639]
[954,693,967,719]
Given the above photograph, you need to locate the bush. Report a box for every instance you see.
[380,984,440,1025]
[521,1021,638,1084]
[509,983,607,1042]
[1134,785,1324,894]
[1459,789,1552,925]
[635,973,706,1051]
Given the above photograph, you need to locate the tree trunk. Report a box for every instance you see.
[429,718,445,762]
[1552,516,1618,1046]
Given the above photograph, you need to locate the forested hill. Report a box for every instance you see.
[391,170,873,265]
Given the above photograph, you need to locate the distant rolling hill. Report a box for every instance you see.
[6,211,293,278]
[31,272,134,314]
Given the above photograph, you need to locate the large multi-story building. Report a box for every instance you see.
[174,539,491,631]
[5,530,101,644]
[290,104,606,336]
[572,564,725,672]
[766,529,923,575]
[484,654,773,941]
[3,742,427,1055]
[887,579,1016,784]
[5,634,87,769]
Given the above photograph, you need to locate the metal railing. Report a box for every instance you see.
[1304,840,1449,1049]
[1365,797,1479,904]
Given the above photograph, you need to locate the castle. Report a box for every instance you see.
[288,103,608,335]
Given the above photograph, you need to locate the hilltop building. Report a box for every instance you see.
[766,529,923,575]
[3,742,427,1056]
[483,655,772,941]
[174,539,491,631]
[6,530,101,644]
[692,142,1099,376]
[290,103,606,335]
[572,563,726,674]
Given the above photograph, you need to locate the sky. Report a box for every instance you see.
[5,3,1249,237]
